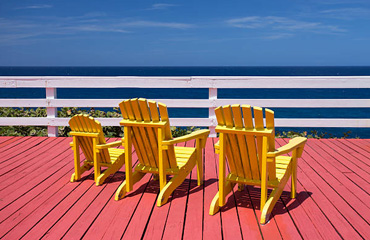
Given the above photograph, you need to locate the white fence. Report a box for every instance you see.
[0,76,369,137]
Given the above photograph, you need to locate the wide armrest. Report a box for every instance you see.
[214,140,220,154]
[162,129,210,146]
[96,138,124,149]
[267,137,307,157]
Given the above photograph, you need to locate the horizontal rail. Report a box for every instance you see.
[0,76,369,137]
[1,76,370,88]
[0,117,369,128]
[1,99,370,108]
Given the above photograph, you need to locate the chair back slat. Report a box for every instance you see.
[120,99,177,169]
[215,107,237,175]
[253,107,264,177]
[265,108,277,180]
[223,106,245,178]
[232,105,252,179]
[69,114,110,163]
[242,105,260,180]
[158,102,177,168]
[139,99,159,167]
[131,99,157,167]
[215,105,277,182]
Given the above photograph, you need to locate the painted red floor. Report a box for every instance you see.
[0,136,369,239]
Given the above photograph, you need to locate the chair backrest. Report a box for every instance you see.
[69,114,111,163]
[119,98,177,169]
[215,104,276,181]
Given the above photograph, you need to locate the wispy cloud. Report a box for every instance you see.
[16,4,52,10]
[146,3,177,10]
[319,8,370,20]
[0,12,194,45]
[226,16,346,33]
[120,21,193,29]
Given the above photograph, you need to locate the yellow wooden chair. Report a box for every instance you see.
[69,114,125,186]
[115,98,210,206]
[209,105,307,224]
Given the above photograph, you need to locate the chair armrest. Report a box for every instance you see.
[96,138,124,149]
[267,137,307,157]
[214,140,220,154]
[162,129,210,146]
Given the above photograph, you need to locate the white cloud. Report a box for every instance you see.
[320,8,370,20]
[147,3,177,10]
[16,4,52,10]
[226,16,346,33]
[120,21,193,29]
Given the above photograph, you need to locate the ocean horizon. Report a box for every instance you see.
[0,66,369,138]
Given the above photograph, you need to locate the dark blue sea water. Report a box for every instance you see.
[0,66,369,138]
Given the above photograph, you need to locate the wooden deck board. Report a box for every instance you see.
[0,136,369,239]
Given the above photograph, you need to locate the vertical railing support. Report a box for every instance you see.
[46,87,58,137]
[209,88,217,138]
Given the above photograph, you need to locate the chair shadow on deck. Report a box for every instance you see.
[220,185,312,219]
[121,174,218,203]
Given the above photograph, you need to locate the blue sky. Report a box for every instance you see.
[0,0,370,66]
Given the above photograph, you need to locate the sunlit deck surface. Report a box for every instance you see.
[0,136,369,239]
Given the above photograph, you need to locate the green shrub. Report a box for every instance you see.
[0,107,354,138]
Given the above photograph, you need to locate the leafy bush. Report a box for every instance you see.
[0,107,354,138]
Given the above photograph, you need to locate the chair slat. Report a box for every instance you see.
[242,105,260,180]
[222,106,242,177]
[232,105,252,180]
[148,100,160,122]
[158,102,177,168]
[265,109,276,180]
[124,100,136,121]
[119,101,128,119]
[139,99,159,167]
[132,99,157,167]
[254,107,264,177]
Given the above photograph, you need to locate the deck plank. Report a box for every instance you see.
[201,138,223,239]
[0,136,369,239]
[0,138,70,191]
[295,140,370,239]
[183,140,205,240]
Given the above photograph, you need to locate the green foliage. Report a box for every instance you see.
[275,130,353,139]
[171,126,201,138]
[0,107,355,139]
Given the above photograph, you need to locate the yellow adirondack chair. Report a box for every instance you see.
[115,98,210,206]
[69,114,125,186]
[209,105,307,224]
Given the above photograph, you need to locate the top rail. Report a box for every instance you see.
[0,76,369,137]
[1,76,370,88]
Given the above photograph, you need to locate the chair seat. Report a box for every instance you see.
[275,156,292,181]
[134,146,196,174]
[108,148,125,162]
[226,155,292,187]
[174,146,196,169]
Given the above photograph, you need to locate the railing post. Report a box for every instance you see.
[46,88,58,137]
[209,88,217,138]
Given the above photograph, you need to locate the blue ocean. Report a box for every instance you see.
[0,66,369,138]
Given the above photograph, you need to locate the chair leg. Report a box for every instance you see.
[260,169,291,224]
[196,148,203,186]
[209,181,235,215]
[70,162,93,182]
[96,158,125,186]
[291,157,298,199]
[115,171,146,200]
[157,169,188,207]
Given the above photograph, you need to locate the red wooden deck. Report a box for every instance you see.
[0,136,369,239]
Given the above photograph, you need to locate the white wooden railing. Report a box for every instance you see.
[0,76,369,137]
